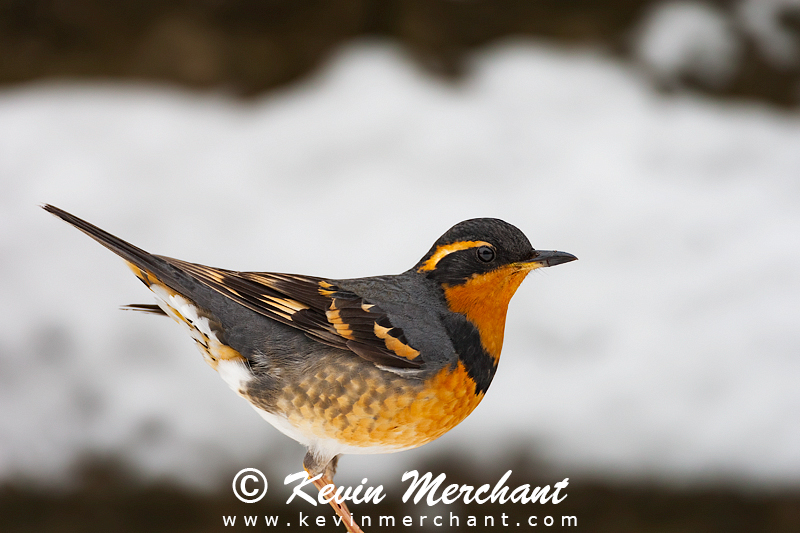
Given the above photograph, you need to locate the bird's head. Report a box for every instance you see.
[415,218,576,361]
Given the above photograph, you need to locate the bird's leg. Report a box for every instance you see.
[303,453,365,533]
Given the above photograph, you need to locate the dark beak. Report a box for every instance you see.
[523,250,578,268]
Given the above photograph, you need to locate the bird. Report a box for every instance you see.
[44,205,576,532]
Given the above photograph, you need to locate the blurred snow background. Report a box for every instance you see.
[1,28,799,491]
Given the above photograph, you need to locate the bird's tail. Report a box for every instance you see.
[44,204,162,269]
[43,204,263,377]
[42,204,185,311]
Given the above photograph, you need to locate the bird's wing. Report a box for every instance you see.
[41,205,422,369]
[159,257,424,369]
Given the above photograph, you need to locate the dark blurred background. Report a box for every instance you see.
[2,0,799,105]
[2,1,800,531]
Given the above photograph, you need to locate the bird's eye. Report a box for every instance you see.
[477,246,495,263]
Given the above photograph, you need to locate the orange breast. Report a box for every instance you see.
[359,362,485,449]
[442,265,530,363]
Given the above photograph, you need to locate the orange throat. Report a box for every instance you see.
[442,265,530,362]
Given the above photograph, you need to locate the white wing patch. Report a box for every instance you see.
[217,358,252,393]
[149,283,252,393]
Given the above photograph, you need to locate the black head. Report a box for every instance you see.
[414,218,576,285]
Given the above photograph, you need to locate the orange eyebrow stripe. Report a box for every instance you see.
[417,241,492,272]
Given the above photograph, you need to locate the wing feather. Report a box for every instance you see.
[158,257,423,368]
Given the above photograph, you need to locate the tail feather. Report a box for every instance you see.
[121,303,169,315]
[44,205,254,373]
[43,204,160,269]
[42,204,188,292]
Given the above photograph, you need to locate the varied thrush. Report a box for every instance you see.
[44,205,576,531]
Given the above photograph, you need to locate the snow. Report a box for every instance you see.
[1,40,799,490]
[739,0,800,67]
[634,1,741,88]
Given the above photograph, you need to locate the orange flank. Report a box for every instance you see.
[274,360,483,452]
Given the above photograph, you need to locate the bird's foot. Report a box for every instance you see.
[303,453,363,533]
[312,473,365,533]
